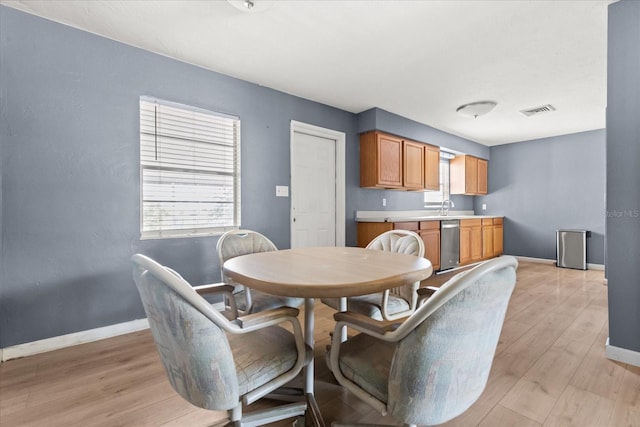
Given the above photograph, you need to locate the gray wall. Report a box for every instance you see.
[0,6,488,347]
[0,6,510,348]
[0,6,362,347]
[475,130,606,265]
[606,0,640,353]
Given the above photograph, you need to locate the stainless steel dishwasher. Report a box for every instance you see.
[440,220,460,271]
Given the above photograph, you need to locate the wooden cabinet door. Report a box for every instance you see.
[451,155,478,195]
[424,144,440,191]
[459,226,472,265]
[493,223,504,256]
[461,219,483,265]
[403,140,425,189]
[482,223,494,259]
[420,229,440,271]
[470,224,483,262]
[465,155,478,194]
[377,134,403,187]
[477,158,488,195]
[449,155,465,194]
[451,155,489,195]
[360,131,404,188]
[419,221,440,271]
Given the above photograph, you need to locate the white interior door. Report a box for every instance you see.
[290,122,345,248]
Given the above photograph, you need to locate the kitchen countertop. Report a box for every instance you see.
[356,210,503,223]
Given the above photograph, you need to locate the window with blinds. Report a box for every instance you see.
[140,97,240,239]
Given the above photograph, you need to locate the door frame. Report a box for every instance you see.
[290,120,346,247]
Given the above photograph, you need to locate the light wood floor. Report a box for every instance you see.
[1,261,639,426]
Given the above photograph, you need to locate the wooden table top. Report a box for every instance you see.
[223,246,433,299]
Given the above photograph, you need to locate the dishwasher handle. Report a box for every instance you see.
[441,223,460,229]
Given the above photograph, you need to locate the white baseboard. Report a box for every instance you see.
[1,318,150,362]
[0,301,228,363]
[605,337,640,367]
[514,256,556,265]
[514,256,604,271]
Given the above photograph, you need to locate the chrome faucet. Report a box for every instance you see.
[440,199,455,216]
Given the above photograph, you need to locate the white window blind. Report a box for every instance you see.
[140,97,240,239]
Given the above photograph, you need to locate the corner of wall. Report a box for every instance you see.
[355,108,378,134]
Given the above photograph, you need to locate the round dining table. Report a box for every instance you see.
[223,245,433,424]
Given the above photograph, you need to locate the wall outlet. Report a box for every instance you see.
[482,203,487,210]
[383,198,387,207]
[276,186,289,197]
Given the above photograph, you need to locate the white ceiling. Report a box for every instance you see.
[2,0,612,146]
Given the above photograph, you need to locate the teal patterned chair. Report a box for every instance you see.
[328,256,518,427]
[217,230,304,314]
[322,230,425,321]
[131,254,310,426]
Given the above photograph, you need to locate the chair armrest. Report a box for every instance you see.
[333,311,403,336]
[193,283,238,319]
[193,282,235,295]
[237,307,300,329]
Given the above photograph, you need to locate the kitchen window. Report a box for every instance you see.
[139,97,240,239]
[424,157,450,207]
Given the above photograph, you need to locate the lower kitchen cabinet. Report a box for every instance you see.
[356,222,419,247]
[359,216,502,271]
[482,218,494,259]
[493,218,504,256]
[419,221,440,271]
[356,221,440,271]
[460,219,483,265]
[482,218,504,259]
[356,222,393,248]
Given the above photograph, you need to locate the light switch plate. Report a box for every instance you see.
[276,185,289,197]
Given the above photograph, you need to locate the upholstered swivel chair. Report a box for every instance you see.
[131,254,310,427]
[328,256,518,427]
[217,230,304,314]
[321,230,425,321]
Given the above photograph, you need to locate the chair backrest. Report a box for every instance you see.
[387,256,518,425]
[131,254,240,411]
[366,229,424,256]
[367,230,425,312]
[217,230,277,285]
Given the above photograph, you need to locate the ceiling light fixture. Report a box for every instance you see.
[227,0,273,13]
[456,101,497,119]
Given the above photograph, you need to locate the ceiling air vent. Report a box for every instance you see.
[520,104,556,117]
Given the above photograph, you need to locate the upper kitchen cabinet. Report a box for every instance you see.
[477,157,488,194]
[450,154,488,195]
[424,144,440,191]
[403,139,425,190]
[360,131,440,191]
[360,131,403,188]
